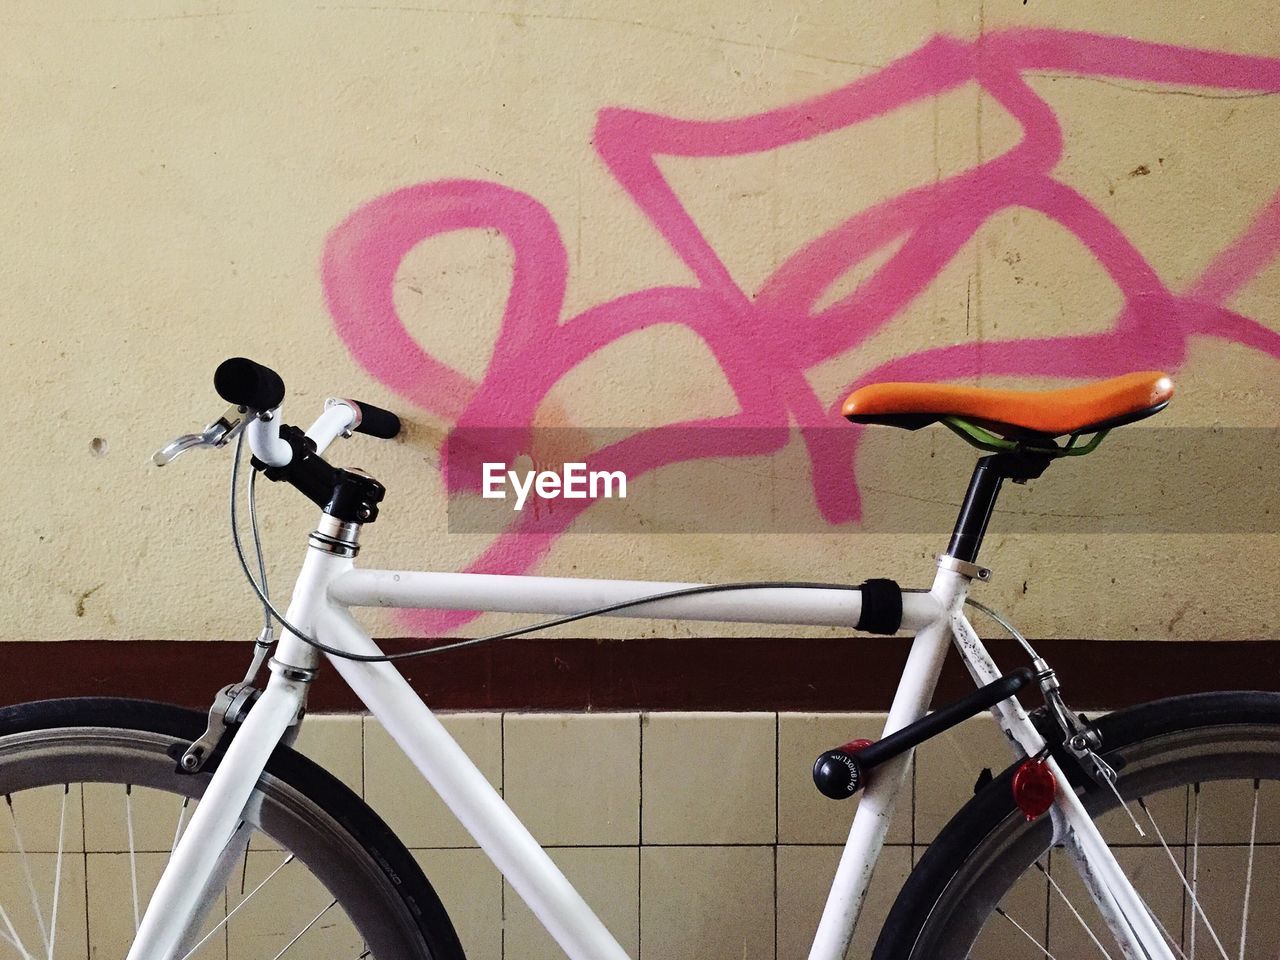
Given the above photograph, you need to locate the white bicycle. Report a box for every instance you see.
[0,358,1274,959]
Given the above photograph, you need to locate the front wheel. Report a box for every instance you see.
[874,691,1280,959]
[0,697,466,959]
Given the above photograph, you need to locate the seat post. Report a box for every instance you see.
[945,450,1055,563]
[946,455,1004,563]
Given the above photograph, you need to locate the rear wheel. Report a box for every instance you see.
[874,692,1280,959]
[0,697,466,959]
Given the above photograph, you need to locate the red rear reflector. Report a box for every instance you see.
[1011,756,1057,821]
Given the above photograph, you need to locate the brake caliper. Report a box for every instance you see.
[178,682,260,774]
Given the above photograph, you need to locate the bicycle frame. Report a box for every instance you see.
[125,531,1177,960]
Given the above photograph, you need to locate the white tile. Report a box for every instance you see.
[777,844,911,960]
[914,713,1017,841]
[778,712,910,845]
[1048,846,1182,957]
[1192,777,1280,845]
[0,784,85,854]
[291,714,364,796]
[0,850,88,960]
[641,712,775,844]
[364,713,502,848]
[86,851,221,960]
[84,783,194,854]
[640,846,774,960]
[415,848,503,960]
[1095,784,1187,846]
[504,847,639,960]
[227,850,363,960]
[1179,844,1280,958]
[505,714,640,846]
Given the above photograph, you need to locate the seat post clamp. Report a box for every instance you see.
[937,554,993,583]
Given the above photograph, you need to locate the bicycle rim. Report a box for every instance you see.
[879,704,1280,959]
[0,714,447,959]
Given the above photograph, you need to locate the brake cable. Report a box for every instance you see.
[229,432,914,663]
[230,429,1049,666]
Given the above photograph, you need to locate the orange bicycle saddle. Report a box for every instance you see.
[842,371,1174,438]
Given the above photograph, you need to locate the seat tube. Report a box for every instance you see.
[808,566,970,960]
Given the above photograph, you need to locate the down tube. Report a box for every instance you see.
[808,576,962,960]
[315,606,631,960]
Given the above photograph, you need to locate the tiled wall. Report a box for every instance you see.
[296,711,1279,959]
[10,711,1277,958]
[302,710,943,959]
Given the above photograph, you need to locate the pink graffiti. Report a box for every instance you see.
[322,28,1280,635]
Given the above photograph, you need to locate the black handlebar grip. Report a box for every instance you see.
[214,358,286,411]
[352,400,401,439]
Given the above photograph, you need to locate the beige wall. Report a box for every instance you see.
[2,1,1278,643]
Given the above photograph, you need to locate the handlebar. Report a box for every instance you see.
[350,400,401,440]
[220,358,394,524]
[214,357,401,461]
[214,357,286,412]
[153,357,403,469]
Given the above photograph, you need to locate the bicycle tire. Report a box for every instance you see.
[873,690,1280,959]
[0,696,467,959]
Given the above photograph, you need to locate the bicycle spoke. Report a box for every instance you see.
[268,899,337,960]
[177,854,294,960]
[0,928,26,959]
[1112,797,1191,960]
[0,715,438,959]
[1190,786,1201,960]
[1139,797,1229,960]
[170,796,191,855]
[0,904,35,960]
[994,905,1058,959]
[124,786,141,934]
[867,704,1280,959]
[1102,772,1147,839]
[1034,860,1115,959]
[1139,891,1190,960]
[6,797,50,958]
[1236,781,1259,960]
[44,787,68,960]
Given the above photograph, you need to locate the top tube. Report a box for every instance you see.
[327,568,944,633]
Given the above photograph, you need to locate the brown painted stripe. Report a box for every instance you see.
[0,639,1275,712]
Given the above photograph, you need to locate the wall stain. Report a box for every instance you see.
[74,583,103,618]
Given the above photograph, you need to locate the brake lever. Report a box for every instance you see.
[151,404,250,466]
